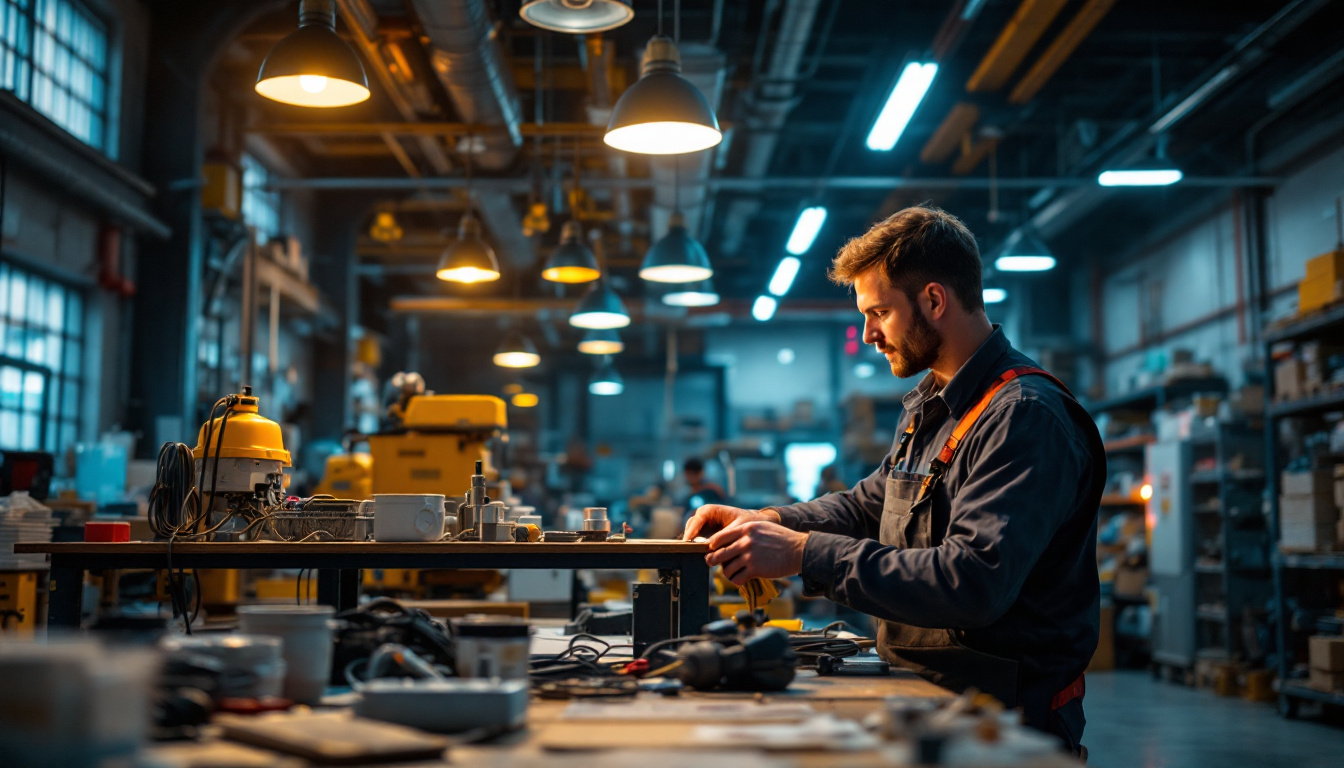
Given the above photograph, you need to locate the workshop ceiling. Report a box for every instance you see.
[212,0,1344,325]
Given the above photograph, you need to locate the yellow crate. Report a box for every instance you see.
[0,571,41,634]
[1298,276,1343,313]
[254,577,317,602]
[1304,249,1344,283]
[198,569,240,605]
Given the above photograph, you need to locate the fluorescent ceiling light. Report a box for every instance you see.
[785,207,828,255]
[752,296,778,322]
[1097,169,1184,187]
[995,256,1055,272]
[983,287,1008,304]
[866,62,938,151]
[960,0,990,20]
[854,362,876,379]
[768,257,801,297]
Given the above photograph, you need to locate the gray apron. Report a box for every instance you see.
[875,465,1021,707]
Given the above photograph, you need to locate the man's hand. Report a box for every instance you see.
[682,504,780,541]
[705,521,809,586]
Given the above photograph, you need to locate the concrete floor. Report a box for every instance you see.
[1083,671,1344,768]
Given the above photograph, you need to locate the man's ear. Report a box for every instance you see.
[924,283,949,319]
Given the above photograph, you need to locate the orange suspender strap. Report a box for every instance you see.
[921,366,1071,492]
[1052,674,1086,710]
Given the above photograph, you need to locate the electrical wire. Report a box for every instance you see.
[787,621,865,665]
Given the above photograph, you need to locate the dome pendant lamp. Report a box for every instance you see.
[493,330,541,369]
[578,329,624,355]
[641,211,712,283]
[543,221,601,283]
[570,280,630,330]
[520,0,634,33]
[255,0,370,108]
[662,278,719,307]
[437,152,501,284]
[604,0,721,155]
[436,211,502,283]
[589,358,625,396]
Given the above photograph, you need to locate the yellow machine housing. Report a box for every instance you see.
[315,452,374,500]
[192,394,291,465]
[368,395,506,495]
[0,571,41,635]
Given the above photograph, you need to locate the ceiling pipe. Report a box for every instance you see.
[411,0,524,171]
[719,0,824,257]
[271,174,1279,192]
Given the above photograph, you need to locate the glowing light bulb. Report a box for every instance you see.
[1139,483,1153,502]
[299,75,328,93]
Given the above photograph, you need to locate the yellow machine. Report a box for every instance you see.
[367,395,507,495]
[0,571,41,635]
[191,388,291,518]
[314,452,373,500]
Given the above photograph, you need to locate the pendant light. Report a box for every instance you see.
[570,280,630,329]
[436,149,501,283]
[493,330,541,368]
[543,221,601,283]
[369,210,403,243]
[641,162,713,283]
[662,279,719,307]
[520,0,633,33]
[578,329,624,355]
[994,230,1056,273]
[543,152,600,283]
[604,0,721,155]
[255,0,370,108]
[589,358,625,396]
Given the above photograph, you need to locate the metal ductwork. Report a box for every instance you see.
[412,0,524,171]
[720,0,823,256]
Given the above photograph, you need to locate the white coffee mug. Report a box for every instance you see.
[372,494,446,542]
[236,605,335,704]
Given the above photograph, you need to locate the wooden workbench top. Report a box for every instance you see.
[15,540,709,555]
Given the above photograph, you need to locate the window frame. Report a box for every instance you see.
[0,259,85,454]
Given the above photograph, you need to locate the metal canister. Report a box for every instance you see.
[582,507,610,534]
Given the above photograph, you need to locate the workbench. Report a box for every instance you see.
[142,672,1080,768]
[15,540,711,633]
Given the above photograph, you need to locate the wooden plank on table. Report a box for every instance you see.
[15,540,709,555]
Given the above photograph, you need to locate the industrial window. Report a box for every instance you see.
[0,0,111,153]
[241,154,283,244]
[0,260,84,453]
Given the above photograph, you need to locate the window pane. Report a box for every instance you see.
[45,285,63,330]
[60,420,75,449]
[22,370,43,411]
[0,264,7,316]
[44,330,61,368]
[3,323,19,358]
[62,338,80,377]
[19,412,37,449]
[65,289,82,333]
[10,270,25,318]
[26,274,45,323]
[24,328,44,364]
[44,414,57,449]
[0,365,20,408]
[0,410,18,448]
[60,379,77,418]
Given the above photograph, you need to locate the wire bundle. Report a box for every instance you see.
[787,621,866,665]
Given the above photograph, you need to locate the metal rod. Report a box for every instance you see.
[267,175,1282,192]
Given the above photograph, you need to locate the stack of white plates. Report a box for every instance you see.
[0,509,56,569]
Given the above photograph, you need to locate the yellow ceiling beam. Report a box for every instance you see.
[921,103,981,165]
[966,0,1069,92]
[1010,0,1119,104]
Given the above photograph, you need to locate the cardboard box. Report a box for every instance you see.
[1113,566,1149,598]
[1309,667,1344,693]
[1279,494,1339,551]
[1088,604,1114,672]
[1282,470,1335,497]
[1275,358,1305,401]
[1309,635,1344,671]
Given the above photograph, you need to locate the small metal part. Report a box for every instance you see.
[815,655,891,676]
[542,531,583,542]
[582,507,610,533]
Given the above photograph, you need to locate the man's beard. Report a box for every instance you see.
[879,304,942,378]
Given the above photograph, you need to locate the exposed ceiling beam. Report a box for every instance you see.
[966,0,1069,93]
[1008,0,1119,104]
[269,175,1279,192]
[922,103,981,165]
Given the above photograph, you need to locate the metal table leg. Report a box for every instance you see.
[316,569,341,610]
[676,554,711,635]
[338,569,360,611]
[48,561,84,628]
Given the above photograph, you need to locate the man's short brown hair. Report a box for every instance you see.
[829,206,984,313]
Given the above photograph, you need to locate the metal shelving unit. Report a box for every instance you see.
[1263,310,1344,718]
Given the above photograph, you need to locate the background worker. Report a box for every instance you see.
[684,206,1105,756]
